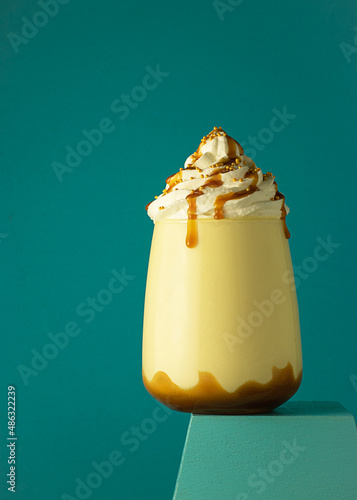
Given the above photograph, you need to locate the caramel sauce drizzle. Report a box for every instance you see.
[213,170,259,219]
[202,173,223,189]
[214,189,256,219]
[273,182,290,239]
[186,190,204,248]
[226,134,244,157]
[165,170,183,193]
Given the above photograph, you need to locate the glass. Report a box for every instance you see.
[142,218,302,414]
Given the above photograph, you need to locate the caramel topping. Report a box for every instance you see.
[202,173,223,189]
[273,182,290,239]
[165,170,183,193]
[244,169,259,188]
[214,189,257,219]
[186,190,204,248]
[226,134,244,157]
[143,362,302,415]
[213,169,260,219]
[146,128,291,245]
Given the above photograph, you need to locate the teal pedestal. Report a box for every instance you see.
[173,402,357,500]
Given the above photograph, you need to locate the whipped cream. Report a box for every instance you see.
[146,127,289,224]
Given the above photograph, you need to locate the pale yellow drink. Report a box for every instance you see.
[143,126,303,414]
[142,217,302,414]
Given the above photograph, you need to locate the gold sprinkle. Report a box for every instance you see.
[200,174,204,178]
[205,174,209,178]
[180,167,183,171]
[159,206,165,210]
[154,196,158,199]
[239,179,244,183]
[233,178,237,182]
[190,177,194,180]
[246,188,250,192]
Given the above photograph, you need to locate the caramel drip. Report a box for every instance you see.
[226,134,244,157]
[186,190,204,248]
[143,362,302,415]
[273,182,290,239]
[202,173,223,189]
[244,170,259,188]
[213,169,259,219]
[214,190,253,219]
[165,170,183,193]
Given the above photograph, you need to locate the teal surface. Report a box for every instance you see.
[1,1,357,499]
[174,402,357,500]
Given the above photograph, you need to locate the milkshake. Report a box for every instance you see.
[143,127,302,414]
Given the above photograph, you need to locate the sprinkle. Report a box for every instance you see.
[159,206,165,210]
[191,189,194,194]
[180,167,183,171]
[233,178,237,182]
[246,188,250,192]
[190,177,193,180]
[154,196,158,199]
[239,179,244,182]
[200,174,204,178]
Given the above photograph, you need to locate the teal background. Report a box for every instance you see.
[1,0,356,499]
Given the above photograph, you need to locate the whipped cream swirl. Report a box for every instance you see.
[147,127,288,226]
